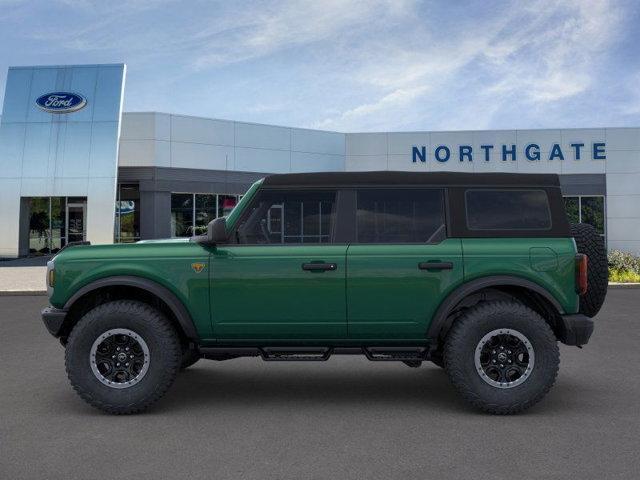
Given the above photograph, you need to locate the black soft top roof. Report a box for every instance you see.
[262,171,561,188]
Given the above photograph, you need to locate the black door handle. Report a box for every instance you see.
[418,261,453,271]
[302,262,337,272]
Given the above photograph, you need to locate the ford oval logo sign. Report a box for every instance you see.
[35,92,87,114]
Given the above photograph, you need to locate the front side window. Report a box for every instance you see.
[235,190,336,244]
[465,189,552,231]
[356,189,446,243]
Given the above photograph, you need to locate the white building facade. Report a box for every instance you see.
[1,64,639,257]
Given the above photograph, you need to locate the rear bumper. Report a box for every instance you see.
[41,306,67,338]
[558,314,594,346]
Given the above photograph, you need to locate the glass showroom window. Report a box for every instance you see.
[28,197,53,255]
[195,194,216,236]
[563,196,606,237]
[115,184,140,243]
[171,193,240,237]
[27,196,87,255]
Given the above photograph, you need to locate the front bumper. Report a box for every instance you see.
[41,306,67,338]
[557,314,594,346]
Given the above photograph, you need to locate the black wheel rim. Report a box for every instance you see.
[90,329,150,389]
[474,329,534,389]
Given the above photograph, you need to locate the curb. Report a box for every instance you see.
[0,290,47,296]
[608,283,640,289]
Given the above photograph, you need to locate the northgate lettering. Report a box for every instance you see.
[411,143,606,163]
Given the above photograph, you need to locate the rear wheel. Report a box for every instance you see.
[571,223,607,317]
[65,300,181,414]
[444,301,559,414]
[430,351,444,368]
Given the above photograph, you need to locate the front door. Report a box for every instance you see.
[66,201,86,244]
[211,189,347,340]
[346,188,463,339]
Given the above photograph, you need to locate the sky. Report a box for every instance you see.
[0,0,638,132]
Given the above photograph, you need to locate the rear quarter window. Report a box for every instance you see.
[465,189,552,230]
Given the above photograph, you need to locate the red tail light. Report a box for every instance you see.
[575,254,588,295]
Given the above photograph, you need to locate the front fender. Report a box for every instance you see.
[62,275,199,340]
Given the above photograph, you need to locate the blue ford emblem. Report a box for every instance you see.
[35,92,87,114]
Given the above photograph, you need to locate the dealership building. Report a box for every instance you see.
[1,63,639,258]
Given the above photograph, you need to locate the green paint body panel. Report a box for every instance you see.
[210,245,347,339]
[49,241,214,339]
[48,178,580,344]
[461,238,579,314]
[346,240,464,339]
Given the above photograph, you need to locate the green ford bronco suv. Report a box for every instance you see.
[42,172,607,414]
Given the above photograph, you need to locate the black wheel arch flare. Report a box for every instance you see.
[426,275,565,342]
[63,276,199,340]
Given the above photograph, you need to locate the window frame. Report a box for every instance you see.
[352,187,448,245]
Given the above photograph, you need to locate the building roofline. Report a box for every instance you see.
[262,171,561,187]
[122,111,344,135]
[123,112,639,136]
[8,63,125,70]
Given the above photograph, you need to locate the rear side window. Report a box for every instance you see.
[356,189,446,243]
[465,189,551,230]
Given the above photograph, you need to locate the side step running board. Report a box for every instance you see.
[364,347,428,362]
[260,347,332,361]
[200,346,432,362]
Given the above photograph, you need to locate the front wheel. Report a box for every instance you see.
[65,300,181,414]
[180,347,201,370]
[444,301,559,414]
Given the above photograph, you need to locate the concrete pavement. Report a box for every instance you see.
[0,256,48,294]
[1,290,639,479]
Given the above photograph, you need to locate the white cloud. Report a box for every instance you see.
[314,0,625,130]
[482,0,621,103]
[313,84,428,130]
[191,0,413,69]
[1,0,631,131]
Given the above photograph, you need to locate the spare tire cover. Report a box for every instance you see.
[571,223,608,317]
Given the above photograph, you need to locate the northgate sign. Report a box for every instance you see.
[412,142,606,163]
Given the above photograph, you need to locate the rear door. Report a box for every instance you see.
[211,188,347,340]
[346,188,463,340]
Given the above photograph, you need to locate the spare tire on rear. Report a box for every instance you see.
[571,223,608,317]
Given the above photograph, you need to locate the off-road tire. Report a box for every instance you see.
[180,348,201,370]
[571,223,608,318]
[65,300,181,414]
[430,351,444,368]
[444,301,560,414]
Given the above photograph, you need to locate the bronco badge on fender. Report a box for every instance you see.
[191,262,206,273]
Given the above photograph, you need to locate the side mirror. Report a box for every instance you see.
[207,217,227,244]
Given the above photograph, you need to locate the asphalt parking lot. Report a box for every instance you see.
[1,290,639,479]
